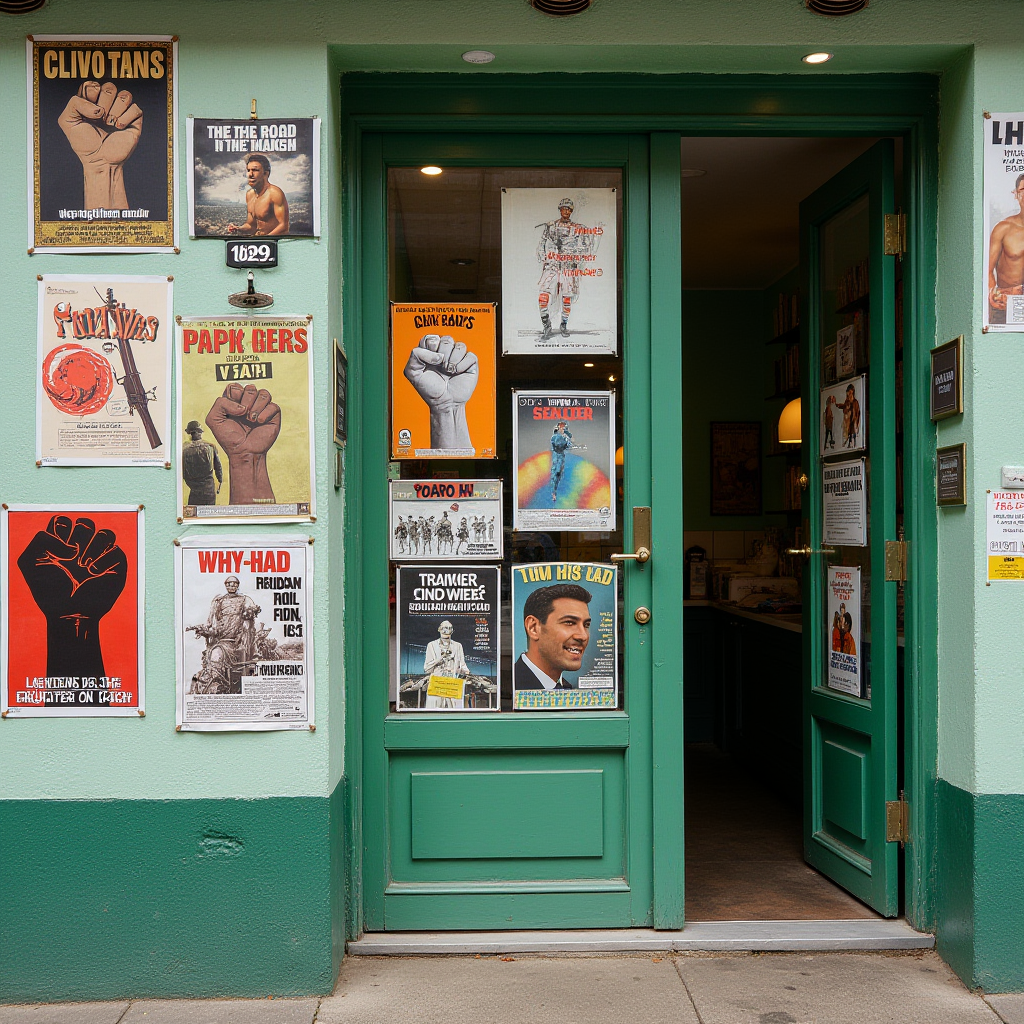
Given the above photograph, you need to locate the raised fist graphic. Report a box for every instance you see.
[403,334,479,450]
[58,81,143,210]
[205,383,282,505]
[17,515,128,677]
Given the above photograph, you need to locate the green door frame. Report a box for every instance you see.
[340,72,939,940]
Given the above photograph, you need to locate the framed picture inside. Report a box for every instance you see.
[710,421,762,516]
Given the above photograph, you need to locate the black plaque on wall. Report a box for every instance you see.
[931,336,964,421]
[936,443,967,507]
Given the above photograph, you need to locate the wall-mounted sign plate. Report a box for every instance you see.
[936,443,967,507]
[226,240,279,268]
[930,335,964,421]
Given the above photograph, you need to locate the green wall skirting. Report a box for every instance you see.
[0,787,346,1003]
[936,779,1024,992]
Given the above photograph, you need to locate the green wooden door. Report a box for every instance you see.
[799,140,900,915]
[353,132,684,931]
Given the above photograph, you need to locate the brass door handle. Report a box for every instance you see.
[611,507,652,565]
[785,545,837,557]
[611,546,651,563]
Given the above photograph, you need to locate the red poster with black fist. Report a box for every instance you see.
[2,505,143,716]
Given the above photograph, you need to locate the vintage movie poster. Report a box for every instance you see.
[390,480,502,561]
[986,491,1024,581]
[501,188,617,355]
[175,536,313,731]
[710,422,762,517]
[826,565,862,697]
[187,116,320,238]
[513,390,615,532]
[395,565,499,711]
[511,561,618,710]
[1,504,144,717]
[37,274,172,467]
[176,316,315,523]
[820,374,866,457]
[391,304,496,459]
[984,113,1024,332]
[28,36,176,253]
[822,458,867,547]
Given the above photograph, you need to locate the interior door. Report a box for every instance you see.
[354,133,684,931]
[799,140,900,915]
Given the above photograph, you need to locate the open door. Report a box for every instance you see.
[798,140,900,916]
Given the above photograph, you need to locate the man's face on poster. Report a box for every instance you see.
[246,160,268,190]
[225,577,240,595]
[526,597,591,675]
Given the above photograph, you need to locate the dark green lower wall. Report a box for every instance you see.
[936,778,1024,992]
[0,785,346,1003]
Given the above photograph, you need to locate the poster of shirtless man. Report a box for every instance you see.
[984,113,1024,331]
[187,117,320,237]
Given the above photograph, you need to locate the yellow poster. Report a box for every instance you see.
[176,316,315,523]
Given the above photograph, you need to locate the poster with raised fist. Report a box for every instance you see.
[29,36,177,253]
[1,504,144,717]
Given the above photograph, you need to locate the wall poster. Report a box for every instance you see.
[391,304,496,459]
[37,274,172,467]
[2,504,144,717]
[511,561,618,710]
[175,536,313,731]
[826,565,862,697]
[820,374,866,457]
[986,490,1024,581]
[501,187,617,355]
[985,113,1024,332]
[822,458,867,547]
[28,36,176,253]
[395,565,499,711]
[186,116,320,238]
[710,421,761,517]
[513,390,615,532]
[390,480,502,561]
[176,316,315,523]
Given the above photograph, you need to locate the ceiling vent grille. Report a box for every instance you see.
[0,0,45,12]
[806,0,868,14]
[531,0,592,15]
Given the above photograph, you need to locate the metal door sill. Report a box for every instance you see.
[347,919,934,955]
[386,879,630,895]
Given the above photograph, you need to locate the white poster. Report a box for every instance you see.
[390,480,502,561]
[984,114,1024,332]
[826,565,862,697]
[819,374,866,457]
[986,491,1024,581]
[501,187,616,355]
[175,536,313,731]
[822,458,867,547]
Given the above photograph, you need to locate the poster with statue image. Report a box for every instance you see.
[176,316,315,523]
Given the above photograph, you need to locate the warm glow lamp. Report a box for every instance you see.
[778,398,802,444]
[615,446,624,466]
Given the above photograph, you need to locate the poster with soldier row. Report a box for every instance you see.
[395,565,499,711]
[175,536,314,731]
[513,390,615,532]
[389,480,502,561]
[176,316,315,523]
[29,36,177,253]
[501,187,617,355]
[37,274,172,467]
[186,116,320,238]
[984,112,1024,332]
[2,504,145,717]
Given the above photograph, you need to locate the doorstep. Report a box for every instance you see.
[347,919,934,955]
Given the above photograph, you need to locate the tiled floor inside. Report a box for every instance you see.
[685,743,879,921]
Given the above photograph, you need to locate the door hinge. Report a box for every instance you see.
[885,539,908,582]
[884,211,907,258]
[886,793,910,845]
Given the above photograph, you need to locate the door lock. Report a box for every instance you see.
[611,506,652,565]
[634,606,652,624]
[785,545,837,557]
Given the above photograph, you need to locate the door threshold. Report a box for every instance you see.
[348,919,934,955]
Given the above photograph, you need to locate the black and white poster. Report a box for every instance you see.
[390,480,502,561]
[175,536,314,731]
[822,458,867,547]
[985,113,1024,332]
[395,565,499,711]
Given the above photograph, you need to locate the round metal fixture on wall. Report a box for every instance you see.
[805,0,868,14]
[531,0,591,15]
[0,0,45,11]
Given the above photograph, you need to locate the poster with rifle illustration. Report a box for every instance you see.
[176,316,315,523]
[37,275,172,467]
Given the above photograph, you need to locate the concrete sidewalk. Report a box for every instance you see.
[2,951,1023,1024]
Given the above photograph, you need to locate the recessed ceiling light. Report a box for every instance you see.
[450,258,476,266]
[584,362,595,367]
[462,50,495,64]
[420,166,443,176]
[680,168,707,178]
[802,51,833,64]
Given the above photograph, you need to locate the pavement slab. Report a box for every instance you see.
[676,951,1002,1024]
[319,954,698,1024]
[119,998,319,1024]
[0,1004,129,1024]
[986,994,1024,1024]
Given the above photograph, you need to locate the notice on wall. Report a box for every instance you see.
[37,274,172,466]
[175,536,313,731]
[395,565,499,711]
[28,36,176,253]
[826,565,862,697]
[2,504,144,717]
[984,113,1024,332]
[822,458,867,547]
[391,304,496,459]
[511,562,618,710]
[187,116,320,238]
[176,316,315,523]
[501,188,617,355]
[512,390,615,532]
[836,324,857,379]
[986,491,1024,580]
[820,374,866,458]
[390,480,502,561]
